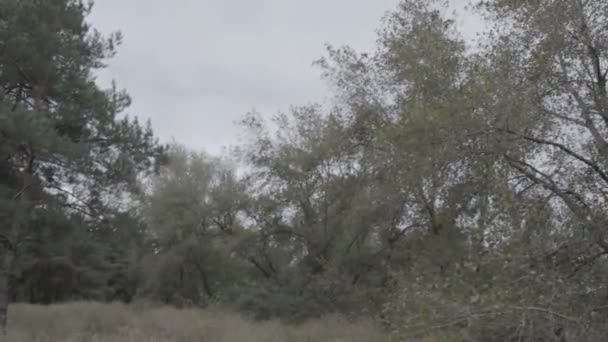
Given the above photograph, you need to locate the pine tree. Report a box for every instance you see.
[0,0,165,333]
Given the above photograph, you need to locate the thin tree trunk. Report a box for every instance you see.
[0,169,34,334]
[0,249,15,335]
[192,260,214,299]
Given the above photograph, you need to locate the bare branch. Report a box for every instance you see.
[499,128,608,186]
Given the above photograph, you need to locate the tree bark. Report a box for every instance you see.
[0,167,35,334]
[0,249,15,335]
[192,260,214,299]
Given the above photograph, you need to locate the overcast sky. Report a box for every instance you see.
[89,1,485,155]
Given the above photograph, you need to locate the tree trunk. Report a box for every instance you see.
[0,248,15,335]
[190,259,214,299]
[1,170,34,334]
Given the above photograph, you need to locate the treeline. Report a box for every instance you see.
[2,0,608,340]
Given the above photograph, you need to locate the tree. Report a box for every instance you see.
[373,0,608,339]
[236,107,391,318]
[316,0,508,283]
[0,0,164,332]
[10,207,148,304]
[4,0,608,339]
[140,145,248,306]
[476,0,608,270]
[307,0,608,338]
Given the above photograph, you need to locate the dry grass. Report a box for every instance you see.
[4,302,386,342]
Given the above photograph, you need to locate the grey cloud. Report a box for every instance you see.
[89,0,481,155]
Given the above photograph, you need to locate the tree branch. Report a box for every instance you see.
[498,128,608,185]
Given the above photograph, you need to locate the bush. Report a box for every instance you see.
[381,246,608,341]
[234,283,325,322]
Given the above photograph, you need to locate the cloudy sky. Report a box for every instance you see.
[89,0,485,155]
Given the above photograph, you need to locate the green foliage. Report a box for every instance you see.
[383,240,608,341]
[3,0,608,340]
[138,145,249,307]
[0,0,164,331]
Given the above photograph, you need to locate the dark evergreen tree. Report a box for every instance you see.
[0,0,165,333]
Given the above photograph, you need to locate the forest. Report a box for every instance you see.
[2,0,608,341]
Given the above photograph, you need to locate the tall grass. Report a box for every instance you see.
[5,302,386,342]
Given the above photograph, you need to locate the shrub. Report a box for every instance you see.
[382,246,608,341]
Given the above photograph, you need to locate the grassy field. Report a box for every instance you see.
[4,302,387,342]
